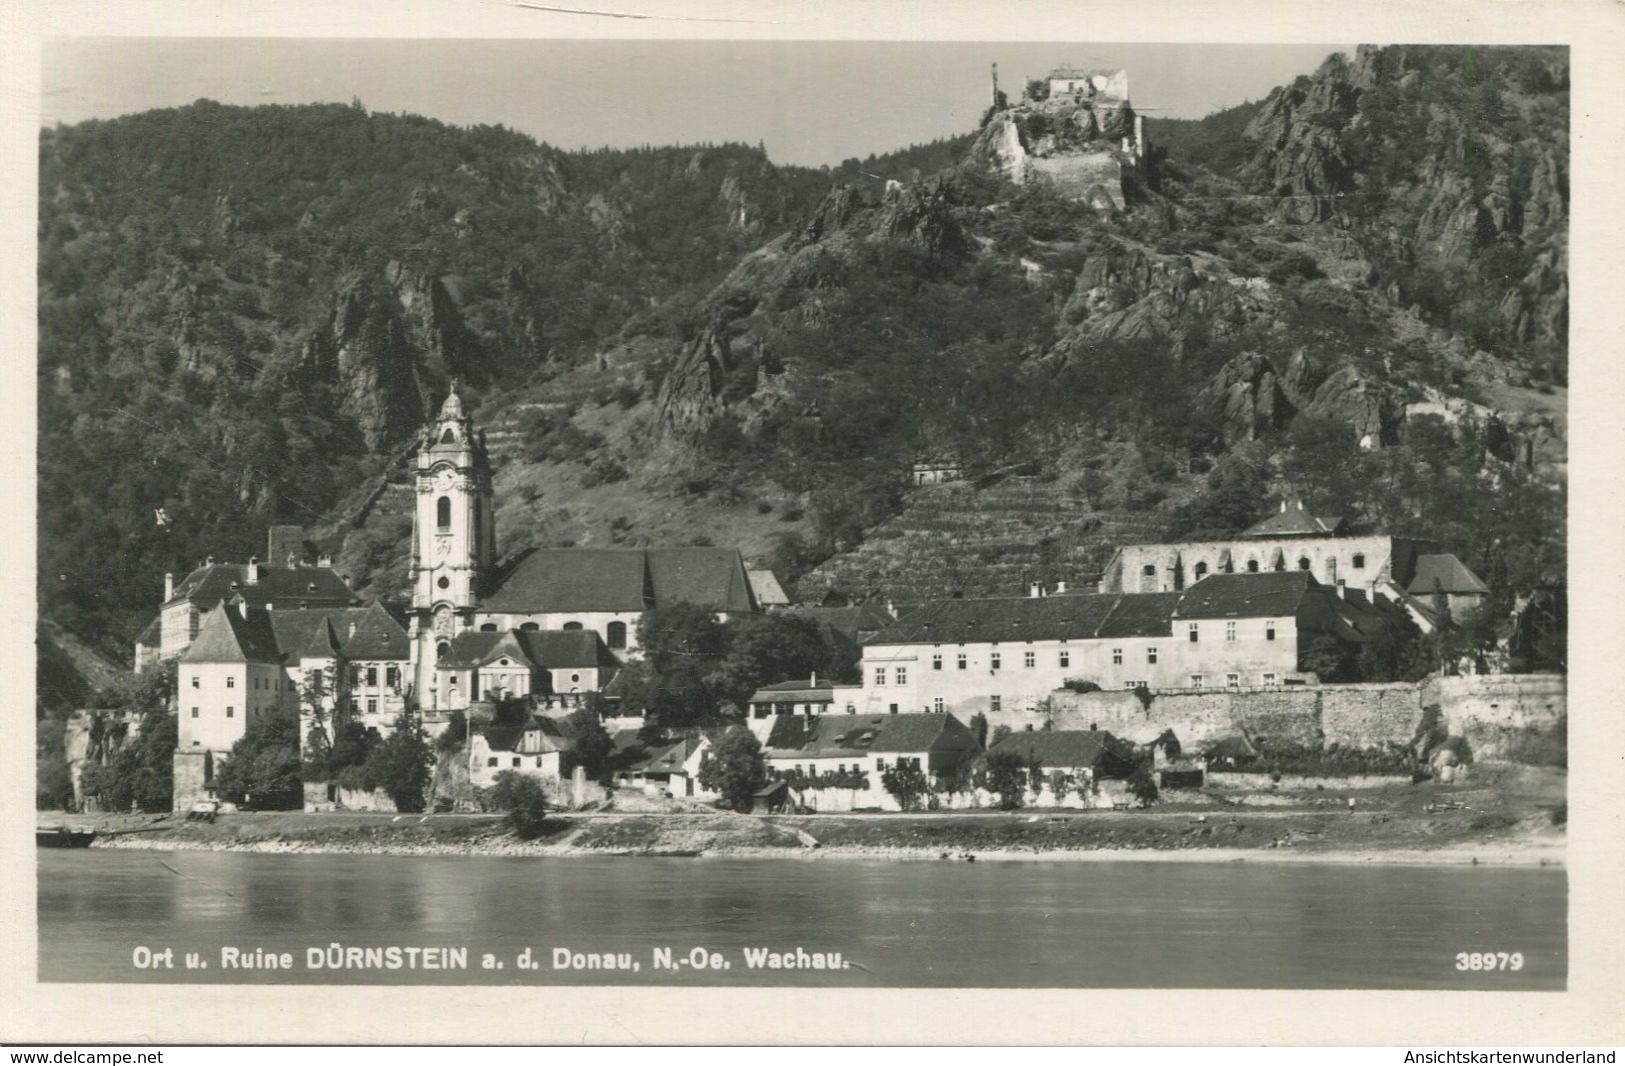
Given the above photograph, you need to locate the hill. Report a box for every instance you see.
[37,45,1569,668]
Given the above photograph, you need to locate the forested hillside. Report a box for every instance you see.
[38,45,1569,686]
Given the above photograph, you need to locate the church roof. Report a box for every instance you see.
[165,562,355,611]
[482,547,756,615]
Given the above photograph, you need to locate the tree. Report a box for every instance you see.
[697,727,765,813]
[712,612,852,708]
[968,712,989,750]
[634,602,733,730]
[213,706,302,810]
[565,703,614,783]
[363,715,435,813]
[36,716,74,810]
[1125,766,1160,807]
[880,761,929,812]
[490,771,549,839]
[982,750,1028,810]
[435,709,468,754]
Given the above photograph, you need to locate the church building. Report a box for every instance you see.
[407,385,759,711]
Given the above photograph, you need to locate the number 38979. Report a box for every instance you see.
[1455,951,1524,971]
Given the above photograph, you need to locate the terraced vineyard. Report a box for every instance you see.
[795,476,1166,608]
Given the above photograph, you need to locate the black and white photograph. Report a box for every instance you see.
[9,0,1625,1048]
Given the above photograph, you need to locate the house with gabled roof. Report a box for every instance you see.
[434,627,620,712]
[470,714,577,789]
[138,527,357,672]
[764,712,980,785]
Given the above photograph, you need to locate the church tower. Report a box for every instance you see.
[409,382,496,708]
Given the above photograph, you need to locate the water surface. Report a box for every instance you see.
[38,849,1565,988]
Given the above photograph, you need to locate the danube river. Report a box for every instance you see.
[38,849,1565,988]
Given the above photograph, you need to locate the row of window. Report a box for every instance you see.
[487,756,546,768]
[473,620,629,648]
[1144,554,1366,580]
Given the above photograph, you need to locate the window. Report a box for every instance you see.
[520,622,539,632]
[1059,651,1070,668]
[437,496,452,529]
[1298,556,1311,571]
[1142,564,1157,576]
[1227,674,1240,688]
[190,676,200,690]
[1352,553,1366,570]
[1024,651,1036,668]
[1188,623,1200,643]
[1194,562,1208,580]
[1262,673,1277,686]
[1324,557,1338,582]
[990,695,1002,713]
[226,677,235,688]
[480,623,497,632]
[1148,647,1158,664]
[513,757,521,768]
[1246,559,1259,573]
[226,706,235,717]
[1266,620,1276,641]
[366,666,378,686]
[1226,621,1237,642]
[570,672,581,684]
[488,758,498,768]
[990,652,1001,670]
[607,621,627,649]
[1112,648,1123,665]
[932,653,942,670]
[896,667,908,685]
[563,621,583,631]
[1189,676,1203,689]
[933,697,944,713]
[387,667,400,688]
[441,428,456,444]
[874,668,887,686]
[957,653,967,670]
[367,699,377,714]
[190,708,199,718]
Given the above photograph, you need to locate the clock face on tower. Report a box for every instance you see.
[433,467,457,492]
[434,536,452,562]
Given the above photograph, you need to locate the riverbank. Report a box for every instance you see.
[56,765,1566,867]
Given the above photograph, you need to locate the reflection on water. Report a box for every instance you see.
[38,850,1565,989]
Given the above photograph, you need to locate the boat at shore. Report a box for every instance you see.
[37,826,97,848]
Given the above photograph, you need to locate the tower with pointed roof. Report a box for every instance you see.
[410,382,496,706]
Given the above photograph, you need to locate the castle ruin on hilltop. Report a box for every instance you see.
[983,62,1148,212]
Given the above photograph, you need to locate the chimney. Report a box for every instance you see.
[205,554,215,567]
[236,598,249,620]
[1279,500,1287,513]
[885,599,898,620]
[287,552,299,570]
[1056,581,1068,594]
[349,621,358,640]
[247,556,260,585]
[318,552,333,568]
[810,670,817,687]
[163,572,174,601]
[1029,582,1042,599]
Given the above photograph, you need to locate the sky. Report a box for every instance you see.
[40,39,1349,167]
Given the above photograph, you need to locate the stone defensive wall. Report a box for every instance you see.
[998,674,1565,754]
